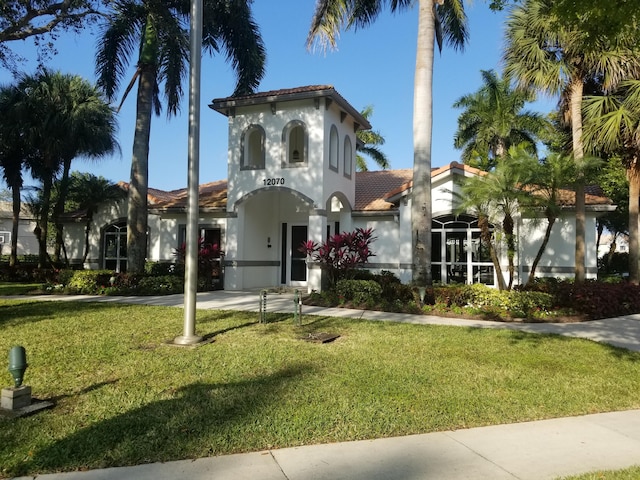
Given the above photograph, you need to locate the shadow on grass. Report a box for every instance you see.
[15,363,313,477]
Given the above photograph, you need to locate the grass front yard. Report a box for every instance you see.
[1,299,640,477]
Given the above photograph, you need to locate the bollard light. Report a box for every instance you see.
[8,346,27,388]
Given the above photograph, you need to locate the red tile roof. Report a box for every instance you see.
[119,162,612,213]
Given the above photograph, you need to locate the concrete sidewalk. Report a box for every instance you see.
[12,409,640,480]
[6,291,640,479]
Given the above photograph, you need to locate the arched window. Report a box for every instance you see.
[329,125,339,171]
[431,214,495,286]
[241,125,265,169]
[283,121,308,166]
[104,222,127,272]
[343,135,353,178]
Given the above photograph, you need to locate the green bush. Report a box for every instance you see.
[136,275,184,295]
[144,261,176,276]
[336,279,383,305]
[65,270,115,294]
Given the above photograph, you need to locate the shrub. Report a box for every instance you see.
[299,228,377,287]
[555,281,640,319]
[144,261,176,276]
[136,275,184,295]
[336,279,383,305]
[65,270,114,294]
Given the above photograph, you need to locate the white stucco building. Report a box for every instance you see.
[62,85,614,291]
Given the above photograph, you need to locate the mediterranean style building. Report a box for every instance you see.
[61,85,614,291]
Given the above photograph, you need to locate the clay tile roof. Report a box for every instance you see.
[151,180,228,210]
[213,85,335,103]
[355,169,413,211]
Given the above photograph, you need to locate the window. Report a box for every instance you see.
[343,135,352,178]
[329,125,339,171]
[284,121,308,166]
[104,222,127,272]
[241,125,265,169]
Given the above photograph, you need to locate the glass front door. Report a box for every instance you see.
[289,225,308,284]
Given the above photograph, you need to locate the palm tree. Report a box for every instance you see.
[50,77,119,266]
[96,0,265,274]
[453,69,549,171]
[503,0,640,282]
[307,0,468,288]
[68,172,127,264]
[583,80,640,284]
[458,152,530,290]
[0,83,35,266]
[356,105,389,171]
[514,151,578,286]
[9,70,118,268]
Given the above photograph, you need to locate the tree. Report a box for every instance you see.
[67,172,126,264]
[96,0,265,274]
[50,77,119,266]
[503,0,640,283]
[307,0,468,288]
[514,151,584,286]
[9,70,118,268]
[0,82,36,266]
[0,0,105,70]
[457,151,530,290]
[356,105,389,171]
[583,80,640,284]
[490,0,640,44]
[453,69,549,171]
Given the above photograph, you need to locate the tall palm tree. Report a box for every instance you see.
[307,0,468,287]
[453,69,549,171]
[9,70,118,268]
[50,77,119,266]
[356,105,389,171]
[583,80,640,284]
[0,83,35,267]
[503,0,640,282]
[96,0,265,274]
[68,172,127,264]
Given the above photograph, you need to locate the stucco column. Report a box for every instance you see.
[308,210,327,292]
[224,212,241,290]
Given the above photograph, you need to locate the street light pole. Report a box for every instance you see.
[174,0,203,345]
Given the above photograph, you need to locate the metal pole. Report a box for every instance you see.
[174,0,203,345]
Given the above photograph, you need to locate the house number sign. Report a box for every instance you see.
[263,177,285,186]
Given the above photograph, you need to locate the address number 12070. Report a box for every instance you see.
[263,177,285,186]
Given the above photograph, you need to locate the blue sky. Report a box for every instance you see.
[0,0,556,192]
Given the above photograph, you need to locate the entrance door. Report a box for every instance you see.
[290,225,309,286]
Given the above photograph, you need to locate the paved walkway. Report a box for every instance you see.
[7,291,640,479]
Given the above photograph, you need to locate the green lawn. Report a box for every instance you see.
[558,466,640,479]
[1,299,640,477]
[0,282,42,295]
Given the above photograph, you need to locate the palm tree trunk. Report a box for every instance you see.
[479,214,506,290]
[570,79,586,283]
[127,66,153,274]
[411,0,434,288]
[526,213,556,287]
[37,175,53,269]
[504,213,516,290]
[82,217,92,264]
[10,183,20,267]
[53,157,72,266]
[628,166,639,284]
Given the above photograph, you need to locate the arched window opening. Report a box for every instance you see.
[343,135,352,178]
[329,125,339,171]
[104,222,127,273]
[242,125,265,169]
[431,214,495,286]
[284,122,307,166]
